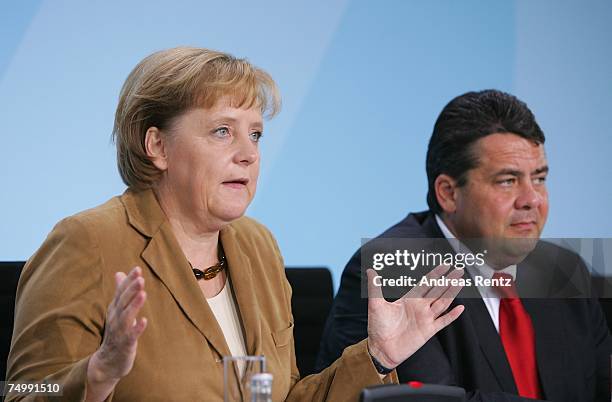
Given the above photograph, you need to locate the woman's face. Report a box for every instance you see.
[156,100,262,230]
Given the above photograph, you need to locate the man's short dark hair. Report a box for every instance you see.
[426,89,546,214]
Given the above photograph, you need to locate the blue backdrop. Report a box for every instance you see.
[1,0,611,289]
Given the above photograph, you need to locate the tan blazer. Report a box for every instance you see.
[7,189,395,401]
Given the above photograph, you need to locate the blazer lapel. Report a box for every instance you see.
[522,298,567,401]
[518,254,569,401]
[122,189,231,359]
[221,224,262,356]
[460,288,518,394]
[424,213,517,392]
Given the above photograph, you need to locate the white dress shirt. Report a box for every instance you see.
[435,215,516,332]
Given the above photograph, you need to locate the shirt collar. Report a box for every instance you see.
[434,214,517,285]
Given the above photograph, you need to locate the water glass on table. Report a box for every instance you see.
[223,355,271,402]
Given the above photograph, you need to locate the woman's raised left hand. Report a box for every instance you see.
[366,264,465,370]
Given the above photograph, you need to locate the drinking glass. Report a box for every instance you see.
[223,355,266,402]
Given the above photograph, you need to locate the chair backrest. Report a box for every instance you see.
[0,261,25,381]
[360,384,466,402]
[592,275,612,331]
[284,267,333,377]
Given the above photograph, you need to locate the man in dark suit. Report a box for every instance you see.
[316,90,611,401]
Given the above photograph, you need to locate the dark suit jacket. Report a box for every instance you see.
[316,211,612,402]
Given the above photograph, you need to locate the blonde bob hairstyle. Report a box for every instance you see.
[112,46,281,189]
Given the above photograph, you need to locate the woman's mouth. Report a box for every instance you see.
[222,178,249,189]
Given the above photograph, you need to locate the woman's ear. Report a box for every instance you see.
[434,174,459,214]
[144,127,168,171]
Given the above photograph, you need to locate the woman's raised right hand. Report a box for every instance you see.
[86,266,147,400]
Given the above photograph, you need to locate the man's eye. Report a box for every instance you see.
[249,131,263,142]
[213,127,230,137]
[497,178,515,186]
[533,176,547,185]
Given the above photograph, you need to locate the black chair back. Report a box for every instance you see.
[592,275,612,332]
[284,267,333,377]
[1,261,25,381]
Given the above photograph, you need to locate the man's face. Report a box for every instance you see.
[448,133,549,266]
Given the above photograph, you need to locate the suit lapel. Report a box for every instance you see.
[141,222,232,358]
[522,298,567,401]
[518,255,568,401]
[221,225,262,356]
[425,214,517,392]
[459,288,518,394]
[122,189,231,358]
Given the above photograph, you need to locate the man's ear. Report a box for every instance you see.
[144,127,168,171]
[434,174,459,214]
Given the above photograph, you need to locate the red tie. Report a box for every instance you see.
[492,272,542,399]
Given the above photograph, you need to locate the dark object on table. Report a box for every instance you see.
[360,383,466,402]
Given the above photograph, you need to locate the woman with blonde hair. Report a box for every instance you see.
[6,46,464,401]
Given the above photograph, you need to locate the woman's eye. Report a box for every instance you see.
[249,131,263,142]
[213,127,230,137]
